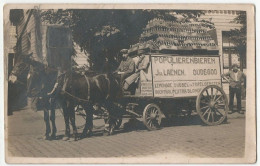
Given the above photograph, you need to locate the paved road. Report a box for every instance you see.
[7,107,245,158]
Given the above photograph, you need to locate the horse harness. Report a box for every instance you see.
[83,75,91,101]
[61,73,113,103]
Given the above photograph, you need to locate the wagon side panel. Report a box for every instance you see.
[151,55,222,98]
[138,55,153,97]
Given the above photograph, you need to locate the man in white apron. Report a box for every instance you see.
[222,64,246,114]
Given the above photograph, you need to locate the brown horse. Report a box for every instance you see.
[20,55,81,141]
[61,70,122,138]
[11,53,123,140]
[9,53,59,140]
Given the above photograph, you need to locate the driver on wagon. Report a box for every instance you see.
[114,49,135,90]
[124,49,150,90]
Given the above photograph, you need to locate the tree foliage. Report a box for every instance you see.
[230,11,246,46]
[41,9,205,71]
[229,11,246,68]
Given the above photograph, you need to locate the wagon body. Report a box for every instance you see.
[115,53,228,131]
[132,54,222,99]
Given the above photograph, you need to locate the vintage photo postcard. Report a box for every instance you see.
[3,3,256,164]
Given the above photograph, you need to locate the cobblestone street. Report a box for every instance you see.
[7,107,245,158]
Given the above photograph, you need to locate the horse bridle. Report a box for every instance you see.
[9,71,26,86]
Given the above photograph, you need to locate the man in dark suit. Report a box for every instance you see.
[222,64,246,114]
[115,49,135,87]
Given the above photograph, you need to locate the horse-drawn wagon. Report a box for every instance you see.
[89,19,229,133]
[9,12,228,138]
[108,53,228,132]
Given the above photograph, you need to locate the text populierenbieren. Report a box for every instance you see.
[151,55,221,97]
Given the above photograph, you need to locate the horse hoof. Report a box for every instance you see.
[50,134,56,140]
[86,131,93,137]
[62,136,70,141]
[109,131,114,136]
[43,135,50,140]
[73,136,79,141]
[80,133,87,139]
[109,126,115,135]
[103,132,110,136]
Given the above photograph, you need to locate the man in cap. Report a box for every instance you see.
[124,49,149,90]
[115,49,135,88]
[221,64,246,114]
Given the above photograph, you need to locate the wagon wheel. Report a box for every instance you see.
[196,85,228,125]
[143,103,162,130]
[104,117,122,136]
[104,118,122,129]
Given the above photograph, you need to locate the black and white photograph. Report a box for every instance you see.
[3,4,256,164]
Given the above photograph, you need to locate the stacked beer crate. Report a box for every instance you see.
[129,18,218,54]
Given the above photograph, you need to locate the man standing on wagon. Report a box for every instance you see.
[124,49,150,90]
[221,64,246,114]
[115,49,135,89]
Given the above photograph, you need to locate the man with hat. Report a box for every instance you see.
[115,49,135,89]
[124,49,150,91]
[222,64,246,114]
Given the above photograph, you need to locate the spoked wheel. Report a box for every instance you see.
[143,103,162,130]
[196,85,228,125]
[104,117,122,136]
[104,118,122,129]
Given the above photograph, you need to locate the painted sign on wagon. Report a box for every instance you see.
[151,55,221,97]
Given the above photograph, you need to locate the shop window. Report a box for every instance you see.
[46,26,72,68]
[47,27,71,48]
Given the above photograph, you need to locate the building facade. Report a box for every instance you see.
[200,10,246,97]
[6,9,75,111]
